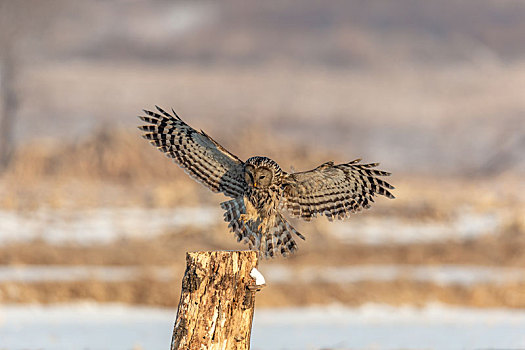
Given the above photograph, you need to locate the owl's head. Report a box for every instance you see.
[244,156,282,189]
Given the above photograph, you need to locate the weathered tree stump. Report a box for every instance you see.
[171,250,260,350]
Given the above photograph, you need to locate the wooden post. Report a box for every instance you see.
[171,250,259,350]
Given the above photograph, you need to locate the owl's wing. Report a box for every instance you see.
[281,159,394,221]
[138,106,246,198]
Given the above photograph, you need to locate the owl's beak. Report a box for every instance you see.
[253,182,257,188]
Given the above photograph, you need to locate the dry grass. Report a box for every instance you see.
[0,216,523,267]
[0,118,523,310]
[2,1,524,314]
[0,124,345,210]
[2,124,523,213]
[3,278,525,309]
[0,212,524,308]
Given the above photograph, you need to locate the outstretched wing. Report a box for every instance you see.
[138,106,246,198]
[281,159,394,221]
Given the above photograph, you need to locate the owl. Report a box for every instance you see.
[139,106,395,258]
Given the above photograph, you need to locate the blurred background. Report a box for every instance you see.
[0,0,524,349]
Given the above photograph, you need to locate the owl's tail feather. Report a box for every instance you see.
[220,197,305,259]
[261,212,305,258]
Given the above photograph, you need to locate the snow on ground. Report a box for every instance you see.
[329,209,502,244]
[259,264,525,286]
[2,264,525,286]
[1,302,525,350]
[0,207,503,245]
[0,265,175,283]
[0,207,219,244]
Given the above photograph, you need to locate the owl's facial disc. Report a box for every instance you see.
[255,167,273,188]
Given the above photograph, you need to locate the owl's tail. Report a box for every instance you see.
[220,197,305,258]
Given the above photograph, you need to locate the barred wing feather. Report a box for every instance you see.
[138,106,246,198]
[281,159,394,221]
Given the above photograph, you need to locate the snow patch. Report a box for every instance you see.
[0,207,220,244]
[261,264,525,285]
[2,264,525,286]
[250,267,266,285]
[0,265,175,282]
[329,209,502,244]
[1,303,525,349]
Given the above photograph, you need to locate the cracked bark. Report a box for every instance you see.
[171,251,259,350]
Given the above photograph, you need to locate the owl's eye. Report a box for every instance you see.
[259,175,266,179]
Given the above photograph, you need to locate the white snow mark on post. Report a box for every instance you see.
[250,268,266,285]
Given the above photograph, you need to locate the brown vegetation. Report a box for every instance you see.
[3,278,525,309]
[0,126,523,310]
